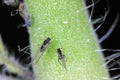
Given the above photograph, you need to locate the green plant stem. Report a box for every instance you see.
[25,0,110,80]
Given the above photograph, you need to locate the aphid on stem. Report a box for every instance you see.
[17,37,51,66]
[30,37,51,65]
[57,48,67,70]
[40,37,51,52]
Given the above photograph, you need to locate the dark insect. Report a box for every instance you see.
[30,37,51,65]
[40,37,51,52]
[57,48,67,70]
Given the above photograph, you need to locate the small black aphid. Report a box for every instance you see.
[28,37,51,65]
[57,48,67,70]
[57,48,64,60]
[29,37,51,65]
[40,37,51,52]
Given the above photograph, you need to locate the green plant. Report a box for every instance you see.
[25,0,110,80]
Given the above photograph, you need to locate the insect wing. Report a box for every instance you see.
[32,51,44,65]
[58,55,67,70]
[57,48,67,70]
[30,37,51,65]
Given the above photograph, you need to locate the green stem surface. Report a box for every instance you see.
[25,0,110,80]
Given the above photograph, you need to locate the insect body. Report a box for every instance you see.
[40,37,51,52]
[30,37,51,65]
[36,37,51,61]
[57,48,67,70]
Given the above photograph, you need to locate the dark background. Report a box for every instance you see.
[85,0,120,79]
[0,0,32,69]
[0,0,120,79]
